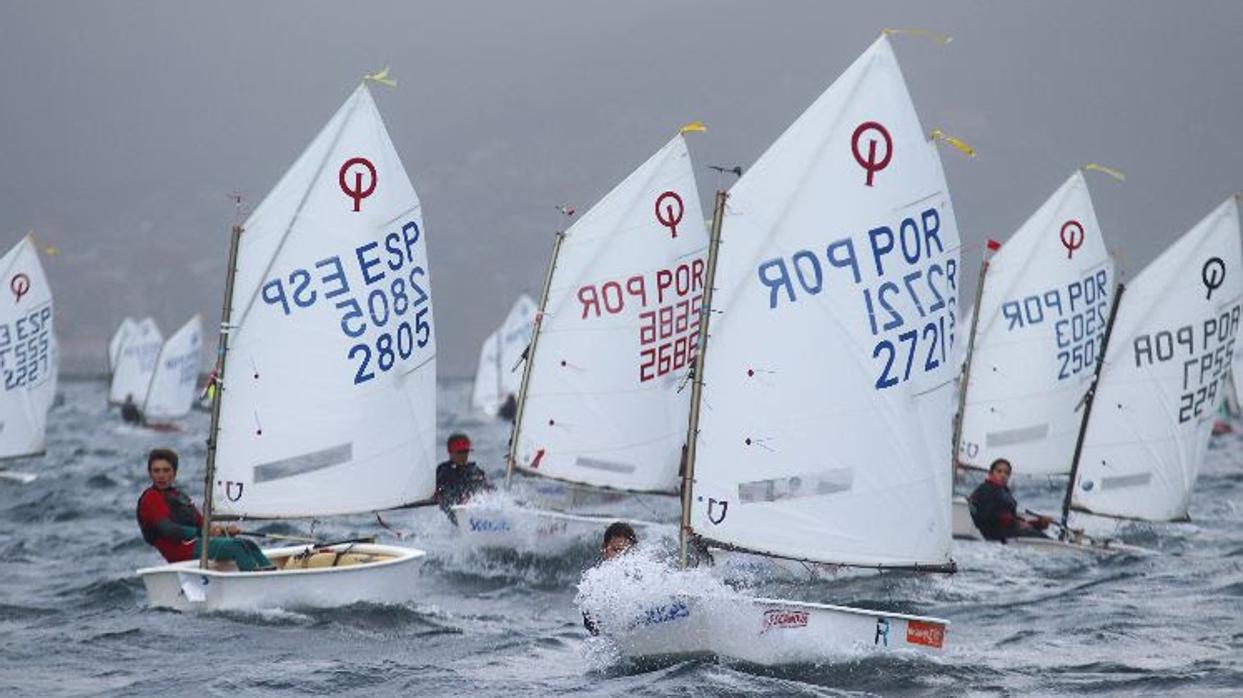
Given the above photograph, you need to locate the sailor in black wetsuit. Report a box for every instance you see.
[433,433,492,525]
[968,458,1052,541]
[120,394,143,425]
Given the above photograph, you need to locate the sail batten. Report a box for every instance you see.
[212,84,437,518]
[687,36,957,567]
[511,134,709,494]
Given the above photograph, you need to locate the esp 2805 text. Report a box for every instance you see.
[260,219,432,385]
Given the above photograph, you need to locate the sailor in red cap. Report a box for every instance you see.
[434,433,492,524]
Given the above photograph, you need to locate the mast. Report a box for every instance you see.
[505,229,566,487]
[1059,282,1125,537]
[951,242,996,469]
[198,223,243,569]
[678,189,728,569]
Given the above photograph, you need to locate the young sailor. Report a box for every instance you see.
[120,394,143,425]
[433,433,492,524]
[583,521,639,635]
[968,458,1052,541]
[135,448,274,571]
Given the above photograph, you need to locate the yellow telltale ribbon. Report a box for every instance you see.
[1083,163,1126,182]
[27,230,58,257]
[882,28,953,45]
[679,121,707,135]
[363,67,397,88]
[931,128,976,158]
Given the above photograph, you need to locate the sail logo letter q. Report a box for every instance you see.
[339,157,378,212]
[851,121,892,187]
[655,191,684,238]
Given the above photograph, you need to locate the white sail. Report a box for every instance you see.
[688,37,958,567]
[0,235,57,459]
[511,134,708,494]
[141,314,203,421]
[1071,197,1243,522]
[470,294,536,415]
[958,172,1114,475]
[470,329,503,414]
[108,317,138,374]
[109,317,163,405]
[212,84,437,518]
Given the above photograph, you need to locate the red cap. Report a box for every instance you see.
[447,436,472,454]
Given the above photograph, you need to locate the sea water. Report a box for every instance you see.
[0,378,1240,695]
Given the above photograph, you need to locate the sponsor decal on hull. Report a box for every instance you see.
[906,620,945,648]
[760,608,809,634]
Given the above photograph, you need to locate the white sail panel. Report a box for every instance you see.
[213,84,437,517]
[142,315,203,421]
[958,172,1114,475]
[108,317,138,374]
[470,295,536,415]
[470,329,503,415]
[1072,197,1243,521]
[0,235,57,459]
[689,37,958,567]
[108,317,162,405]
[512,135,708,493]
[498,294,536,396]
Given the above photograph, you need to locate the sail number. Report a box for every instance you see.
[757,205,958,390]
[1132,303,1240,423]
[0,304,53,391]
[995,268,1110,381]
[260,219,433,385]
[576,259,706,383]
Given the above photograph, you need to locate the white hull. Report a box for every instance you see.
[952,497,1149,555]
[597,594,948,663]
[0,470,38,484]
[136,543,424,612]
[452,503,667,555]
[952,496,984,540]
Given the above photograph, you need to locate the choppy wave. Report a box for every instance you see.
[0,378,1241,696]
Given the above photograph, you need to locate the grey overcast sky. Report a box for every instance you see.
[2,1,1240,376]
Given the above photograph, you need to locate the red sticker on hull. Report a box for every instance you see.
[906,620,945,648]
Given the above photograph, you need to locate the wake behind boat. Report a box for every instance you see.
[137,78,439,610]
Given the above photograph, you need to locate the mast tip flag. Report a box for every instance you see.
[363,66,397,87]
[1083,163,1126,182]
[930,128,975,157]
[679,121,707,134]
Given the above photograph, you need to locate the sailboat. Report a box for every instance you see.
[579,36,954,659]
[951,171,1117,542]
[109,317,162,406]
[0,234,58,483]
[470,294,536,418]
[137,80,438,611]
[140,314,204,429]
[455,131,707,551]
[1054,196,1242,536]
[108,317,138,375]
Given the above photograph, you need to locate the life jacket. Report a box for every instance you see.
[136,485,201,561]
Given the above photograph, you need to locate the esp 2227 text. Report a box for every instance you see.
[757,206,957,390]
[0,304,53,391]
[260,219,432,385]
